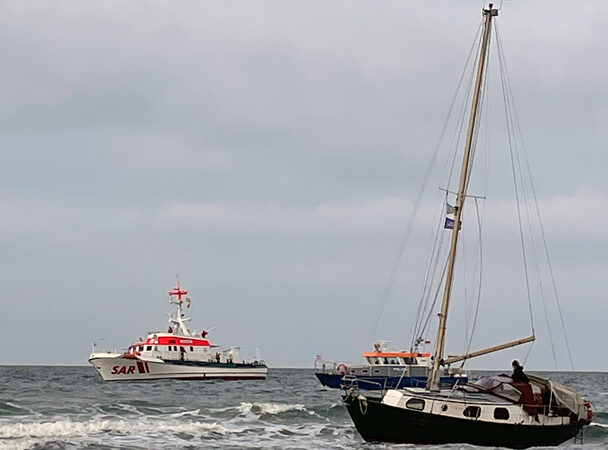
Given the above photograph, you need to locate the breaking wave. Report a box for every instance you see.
[236,402,313,416]
[0,417,232,440]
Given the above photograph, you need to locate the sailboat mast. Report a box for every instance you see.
[428,4,498,391]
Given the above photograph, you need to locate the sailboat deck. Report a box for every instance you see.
[401,386,514,405]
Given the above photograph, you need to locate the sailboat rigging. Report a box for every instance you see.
[342,4,593,448]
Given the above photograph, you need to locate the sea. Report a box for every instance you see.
[0,367,606,449]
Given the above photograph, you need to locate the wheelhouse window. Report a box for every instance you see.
[463,406,481,418]
[190,346,194,352]
[406,398,425,411]
[138,346,144,351]
[146,346,152,351]
[494,408,509,420]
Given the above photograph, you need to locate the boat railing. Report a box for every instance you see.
[340,374,388,395]
[314,358,339,372]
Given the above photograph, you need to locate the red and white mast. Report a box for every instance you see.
[168,277,192,336]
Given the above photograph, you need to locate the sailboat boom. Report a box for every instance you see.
[443,334,535,365]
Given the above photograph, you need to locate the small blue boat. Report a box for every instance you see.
[314,342,467,390]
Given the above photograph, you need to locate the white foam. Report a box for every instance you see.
[236,402,313,416]
[167,408,200,418]
[119,404,144,415]
[591,421,608,428]
[0,417,231,440]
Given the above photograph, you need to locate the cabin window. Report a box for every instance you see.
[361,369,368,374]
[406,398,425,411]
[190,346,194,352]
[374,369,380,374]
[494,408,509,420]
[146,346,152,351]
[463,406,481,418]
[138,346,143,351]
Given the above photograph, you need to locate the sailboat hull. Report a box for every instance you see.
[343,395,583,449]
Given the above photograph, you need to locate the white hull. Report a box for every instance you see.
[89,354,267,381]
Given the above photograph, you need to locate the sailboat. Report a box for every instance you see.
[343,4,593,448]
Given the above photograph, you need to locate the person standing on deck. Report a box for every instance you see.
[511,360,530,383]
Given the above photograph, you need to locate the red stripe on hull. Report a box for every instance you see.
[104,376,267,381]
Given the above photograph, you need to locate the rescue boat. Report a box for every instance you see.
[314,341,466,390]
[89,280,267,381]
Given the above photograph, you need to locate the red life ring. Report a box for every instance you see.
[337,363,348,375]
[584,401,593,423]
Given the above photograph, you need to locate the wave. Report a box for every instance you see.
[0,416,356,450]
[237,402,312,416]
[167,408,201,418]
[0,400,30,416]
[0,417,232,440]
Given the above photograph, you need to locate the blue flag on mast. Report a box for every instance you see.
[444,203,461,229]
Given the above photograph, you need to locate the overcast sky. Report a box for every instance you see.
[1,0,606,371]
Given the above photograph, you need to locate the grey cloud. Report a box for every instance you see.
[0,0,606,370]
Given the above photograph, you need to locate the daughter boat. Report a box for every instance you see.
[89,280,267,381]
[315,341,467,390]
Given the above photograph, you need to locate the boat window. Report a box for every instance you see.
[463,406,481,418]
[374,369,380,374]
[138,346,143,351]
[190,346,194,352]
[361,369,368,374]
[405,398,425,411]
[389,358,398,364]
[494,408,509,420]
[383,358,389,364]
[154,346,158,351]
[146,346,152,351]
